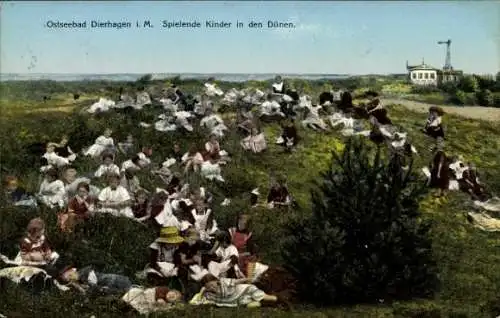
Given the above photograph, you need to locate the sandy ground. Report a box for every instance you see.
[383,98,500,122]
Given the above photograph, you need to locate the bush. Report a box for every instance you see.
[410,86,441,94]
[449,90,467,105]
[281,137,439,305]
[493,92,500,108]
[476,89,494,107]
[458,75,479,93]
[438,82,458,94]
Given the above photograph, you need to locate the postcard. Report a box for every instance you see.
[0,1,499,317]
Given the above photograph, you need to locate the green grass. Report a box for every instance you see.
[1,79,500,317]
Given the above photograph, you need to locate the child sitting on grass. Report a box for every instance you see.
[18,218,59,266]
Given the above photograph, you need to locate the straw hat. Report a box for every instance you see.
[155,226,184,244]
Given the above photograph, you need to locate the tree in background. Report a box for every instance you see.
[476,89,494,107]
[281,137,439,306]
[458,75,479,93]
[449,90,467,106]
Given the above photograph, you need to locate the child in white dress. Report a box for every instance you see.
[94,153,120,178]
[241,128,267,154]
[96,173,134,218]
[42,143,70,168]
[84,128,114,158]
[37,168,65,209]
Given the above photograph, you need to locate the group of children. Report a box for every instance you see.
[2,78,494,314]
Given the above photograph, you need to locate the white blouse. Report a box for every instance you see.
[95,164,120,178]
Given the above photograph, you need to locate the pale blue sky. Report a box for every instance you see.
[1,1,499,75]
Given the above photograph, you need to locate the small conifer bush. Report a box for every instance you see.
[282,137,439,305]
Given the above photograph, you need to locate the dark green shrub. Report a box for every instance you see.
[458,75,479,93]
[476,89,494,107]
[448,90,467,106]
[281,137,438,305]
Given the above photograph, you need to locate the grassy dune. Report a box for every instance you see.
[0,79,499,317]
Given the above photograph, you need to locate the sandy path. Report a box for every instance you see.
[382,98,500,122]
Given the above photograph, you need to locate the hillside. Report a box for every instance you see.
[1,79,500,317]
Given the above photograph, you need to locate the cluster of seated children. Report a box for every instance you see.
[0,213,289,312]
[3,80,496,314]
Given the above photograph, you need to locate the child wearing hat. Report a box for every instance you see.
[145,226,185,285]
[422,106,445,152]
[174,228,203,289]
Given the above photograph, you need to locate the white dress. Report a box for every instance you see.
[200,115,228,137]
[191,209,218,241]
[302,105,328,129]
[97,186,134,218]
[121,160,140,172]
[137,152,151,168]
[38,179,66,208]
[87,98,116,113]
[182,152,204,165]
[135,92,152,109]
[42,152,70,168]
[84,136,114,158]
[208,245,240,278]
[122,287,176,315]
[144,242,178,278]
[259,101,284,117]
[204,83,224,97]
[241,133,267,153]
[200,161,224,182]
[94,164,120,178]
[155,114,178,132]
[63,177,100,202]
[203,278,266,307]
[154,201,184,230]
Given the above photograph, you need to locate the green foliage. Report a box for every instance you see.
[458,75,479,93]
[136,74,153,86]
[476,89,494,107]
[410,85,441,94]
[282,137,438,306]
[493,92,500,108]
[438,82,458,95]
[448,89,467,105]
[474,75,497,92]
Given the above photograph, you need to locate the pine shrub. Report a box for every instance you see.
[281,137,439,305]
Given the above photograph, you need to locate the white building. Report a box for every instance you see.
[406,60,439,86]
[406,59,463,86]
